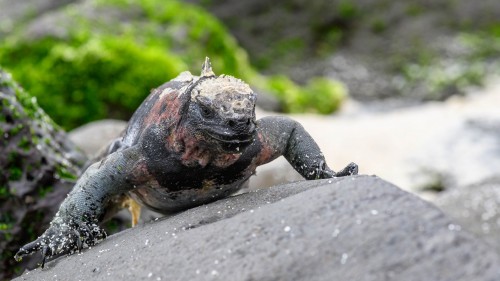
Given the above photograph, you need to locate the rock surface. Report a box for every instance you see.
[68,119,126,157]
[435,178,500,254]
[67,80,500,258]
[13,176,500,281]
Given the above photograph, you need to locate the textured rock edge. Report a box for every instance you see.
[14,175,500,281]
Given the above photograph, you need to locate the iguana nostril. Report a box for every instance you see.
[228,119,251,130]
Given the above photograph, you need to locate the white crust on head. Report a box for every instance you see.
[191,74,256,118]
[172,71,194,83]
[159,87,174,99]
[192,75,252,101]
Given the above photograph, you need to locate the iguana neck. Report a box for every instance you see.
[169,124,241,168]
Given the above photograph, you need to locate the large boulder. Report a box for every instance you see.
[68,119,127,157]
[14,176,500,281]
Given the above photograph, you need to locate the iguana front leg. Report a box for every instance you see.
[15,145,146,267]
[255,116,358,179]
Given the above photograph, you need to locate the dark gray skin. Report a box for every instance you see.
[15,58,358,268]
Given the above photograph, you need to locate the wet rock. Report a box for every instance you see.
[13,176,500,281]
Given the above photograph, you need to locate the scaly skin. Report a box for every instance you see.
[15,58,358,267]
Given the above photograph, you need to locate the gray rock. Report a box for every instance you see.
[0,0,76,36]
[68,119,127,157]
[14,176,500,281]
[435,178,500,254]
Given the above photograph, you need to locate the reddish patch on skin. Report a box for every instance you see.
[130,159,153,184]
[166,125,212,167]
[167,123,242,168]
[181,135,211,167]
[180,137,242,168]
[144,88,184,127]
[213,153,241,167]
[254,132,276,166]
[142,86,246,169]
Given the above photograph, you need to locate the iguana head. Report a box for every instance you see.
[184,57,257,153]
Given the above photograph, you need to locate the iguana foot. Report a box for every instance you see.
[14,220,106,268]
[335,162,358,177]
[313,161,358,179]
[121,196,142,227]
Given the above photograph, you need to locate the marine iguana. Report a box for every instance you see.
[15,58,358,267]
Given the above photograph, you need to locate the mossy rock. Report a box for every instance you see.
[0,0,346,130]
[0,68,86,279]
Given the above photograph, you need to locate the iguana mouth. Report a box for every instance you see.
[206,131,254,145]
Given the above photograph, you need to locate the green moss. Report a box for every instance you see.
[463,30,500,59]
[405,3,424,16]
[56,165,78,180]
[338,1,359,20]
[1,67,59,132]
[8,167,22,181]
[7,152,16,162]
[397,31,500,100]
[38,185,53,198]
[322,28,344,50]
[0,223,13,231]
[18,136,31,150]
[9,124,23,135]
[1,36,186,129]
[256,37,306,69]
[2,232,12,242]
[0,212,14,229]
[104,219,120,233]
[0,185,9,199]
[0,0,346,130]
[370,18,387,34]
[265,76,346,113]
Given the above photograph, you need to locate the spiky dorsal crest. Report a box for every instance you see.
[201,57,216,78]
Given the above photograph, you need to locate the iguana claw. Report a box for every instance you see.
[14,220,106,268]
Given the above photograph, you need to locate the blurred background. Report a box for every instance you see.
[1,0,500,279]
[2,0,500,130]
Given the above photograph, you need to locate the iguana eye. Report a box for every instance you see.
[199,104,214,118]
